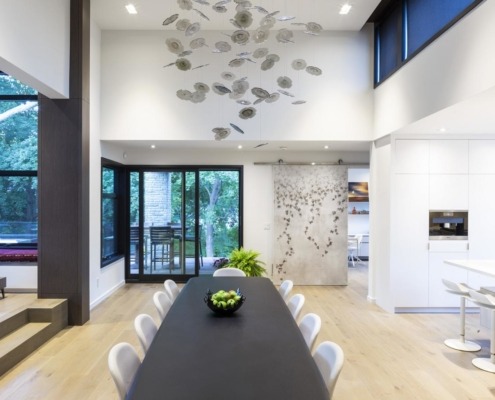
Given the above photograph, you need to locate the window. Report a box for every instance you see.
[127,166,242,281]
[101,160,125,266]
[0,72,38,250]
[374,0,482,85]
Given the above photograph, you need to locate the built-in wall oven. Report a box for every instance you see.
[429,210,468,240]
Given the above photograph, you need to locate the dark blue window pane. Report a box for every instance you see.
[377,4,402,83]
[407,0,477,57]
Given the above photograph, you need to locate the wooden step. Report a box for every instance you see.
[0,297,68,376]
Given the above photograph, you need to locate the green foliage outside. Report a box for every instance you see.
[170,170,240,258]
[0,75,38,240]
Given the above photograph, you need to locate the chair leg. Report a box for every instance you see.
[444,296,480,351]
[472,309,495,372]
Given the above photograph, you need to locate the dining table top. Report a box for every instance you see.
[126,276,329,400]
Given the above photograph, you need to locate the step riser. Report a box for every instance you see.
[0,299,68,376]
[0,311,29,340]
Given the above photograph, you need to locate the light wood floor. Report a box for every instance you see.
[1,265,495,399]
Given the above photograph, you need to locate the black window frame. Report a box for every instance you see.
[373,0,483,86]
[0,71,39,251]
[101,158,126,267]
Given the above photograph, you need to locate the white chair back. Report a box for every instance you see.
[164,279,180,302]
[134,313,158,354]
[108,342,141,400]
[442,279,473,296]
[313,341,345,399]
[469,289,495,308]
[278,280,294,303]
[298,313,321,351]
[153,291,173,321]
[287,293,305,321]
[213,267,246,277]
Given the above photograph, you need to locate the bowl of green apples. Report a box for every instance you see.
[204,289,245,315]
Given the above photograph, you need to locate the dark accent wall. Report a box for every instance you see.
[38,0,90,325]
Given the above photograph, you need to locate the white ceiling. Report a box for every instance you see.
[92,0,382,31]
[104,139,371,152]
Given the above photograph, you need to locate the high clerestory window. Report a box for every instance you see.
[0,72,38,249]
[374,0,482,85]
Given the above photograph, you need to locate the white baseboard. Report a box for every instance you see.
[90,280,125,310]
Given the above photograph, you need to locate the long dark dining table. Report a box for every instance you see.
[126,276,329,400]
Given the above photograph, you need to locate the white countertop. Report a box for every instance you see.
[444,259,495,277]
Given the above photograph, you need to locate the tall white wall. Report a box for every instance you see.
[0,0,70,98]
[369,138,392,311]
[374,0,495,138]
[99,27,374,143]
[89,17,125,309]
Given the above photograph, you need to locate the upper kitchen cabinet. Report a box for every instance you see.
[430,140,469,174]
[394,140,429,174]
[469,140,495,174]
[429,140,469,174]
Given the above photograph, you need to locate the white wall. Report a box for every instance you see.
[369,137,392,310]
[0,0,70,98]
[89,17,125,309]
[99,27,374,143]
[374,0,495,138]
[0,264,37,291]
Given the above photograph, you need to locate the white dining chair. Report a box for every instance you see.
[298,313,321,352]
[108,342,141,400]
[164,279,180,302]
[213,267,246,277]
[278,279,293,303]
[287,293,305,321]
[442,279,480,352]
[313,341,345,399]
[153,291,173,322]
[134,313,158,354]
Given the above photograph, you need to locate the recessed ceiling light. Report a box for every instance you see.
[439,127,447,133]
[237,145,243,149]
[125,4,137,14]
[324,145,329,149]
[311,162,316,166]
[150,144,156,149]
[339,4,352,15]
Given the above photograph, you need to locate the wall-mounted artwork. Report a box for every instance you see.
[273,165,348,285]
[348,182,368,202]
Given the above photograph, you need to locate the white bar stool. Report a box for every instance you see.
[442,279,481,352]
[468,289,495,373]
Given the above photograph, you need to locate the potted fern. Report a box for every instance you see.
[223,247,266,277]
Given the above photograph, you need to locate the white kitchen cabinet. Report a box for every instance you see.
[428,248,468,307]
[394,140,429,174]
[429,140,469,174]
[469,140,495,174]
[359,234,369,258]
[468,174,495,258]
[391,174,429,308]
[429,174,469,210]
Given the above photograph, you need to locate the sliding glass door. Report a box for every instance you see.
[127,167,242,282]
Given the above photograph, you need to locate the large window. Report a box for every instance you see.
[0,72,38,249]
[374,0,482,85]
[101,160,125,266]
[127,167,242,281]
